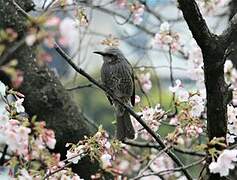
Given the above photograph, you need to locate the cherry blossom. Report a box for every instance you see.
[150,153,174,173]
[45,16,61,27]
[25,34,37,46]
[189,94,205,118]
[66,150,82,164]
[100,153,112,168]
[227,105,237,143]
[18,169,33,180]
[66,144,85,164]
[197,0,230,14]
[137,72,152,93]
[209,149,237,176]
[0,81,6,97]
[116,0,127,8]
[135,95,141,104]
[187,43,205,88]
[130,3,145,24]
[153,21,181,51]
[131,104,166,140]
[42,129,56,149]
[169,80,205,118]
[3,120,31,156]
[14,98,25,113]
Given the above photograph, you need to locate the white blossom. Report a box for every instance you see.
[209,149,237,176]
[14,98,25,113]
[160,22,170,33]
[66,151,81,164]
[100,153,112,168]
[0,81,6,97]
[66,145,84,164]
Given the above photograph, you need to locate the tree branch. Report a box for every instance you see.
[1,0,98,178]
[220,13,237,49]
[177,0,212,50]
[54,42,193,180]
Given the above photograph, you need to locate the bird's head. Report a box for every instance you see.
[94,47,125,63]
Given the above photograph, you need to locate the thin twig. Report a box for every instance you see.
[123,140,161,149]
[136,145,172,179]
[66,84,94,91]
[0,145,8,165]
[133,157,206,180]
[43,162,72,179]
[173,147,206,157]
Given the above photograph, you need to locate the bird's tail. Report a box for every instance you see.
[116,106,135,141]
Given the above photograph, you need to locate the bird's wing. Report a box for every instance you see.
[131,71,135,106]
[124,59,135,106]
[101,63,115,105]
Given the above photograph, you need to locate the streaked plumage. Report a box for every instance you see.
[94,47,135,140]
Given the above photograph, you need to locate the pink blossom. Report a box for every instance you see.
[169,116,178,125]
[153,22,181,51]
[58,35,69,46]
[135,95,141,104]
[137,72,152,93]
[45,16,61,27]
[42,129,56,149]
[130,3,145,24]
[185,125,203,137]
[4,120,31,156]
[131,105,165,140]
[116,0,127,8]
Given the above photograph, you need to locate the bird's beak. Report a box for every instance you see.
[93,51,106,56]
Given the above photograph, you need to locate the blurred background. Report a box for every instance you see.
[31,0,231,134]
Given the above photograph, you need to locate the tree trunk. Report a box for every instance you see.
[0,0,98,178]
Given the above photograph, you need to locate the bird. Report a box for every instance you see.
[94,47,135,141]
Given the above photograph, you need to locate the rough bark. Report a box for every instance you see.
[229,0,237,20]
[177,0,230,179]
[228,1,237,67]
[0,0,97,178]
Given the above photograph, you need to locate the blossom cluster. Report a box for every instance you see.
[209,149,237,177]
[129,3,145,24]
[137,71,152,93]
[224,60,237,89]
[25,4,88,67]
[65,126,122,178]
[197,0,230,14]
[115,1,145,24]
[227,105,237,144]
[187,44,205,88]
[153,22,181,52]
[170,80,206,118]
[0,81,80,179]
[131,104,166,140]
[116,0,127,8]
[167,80,205,143]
